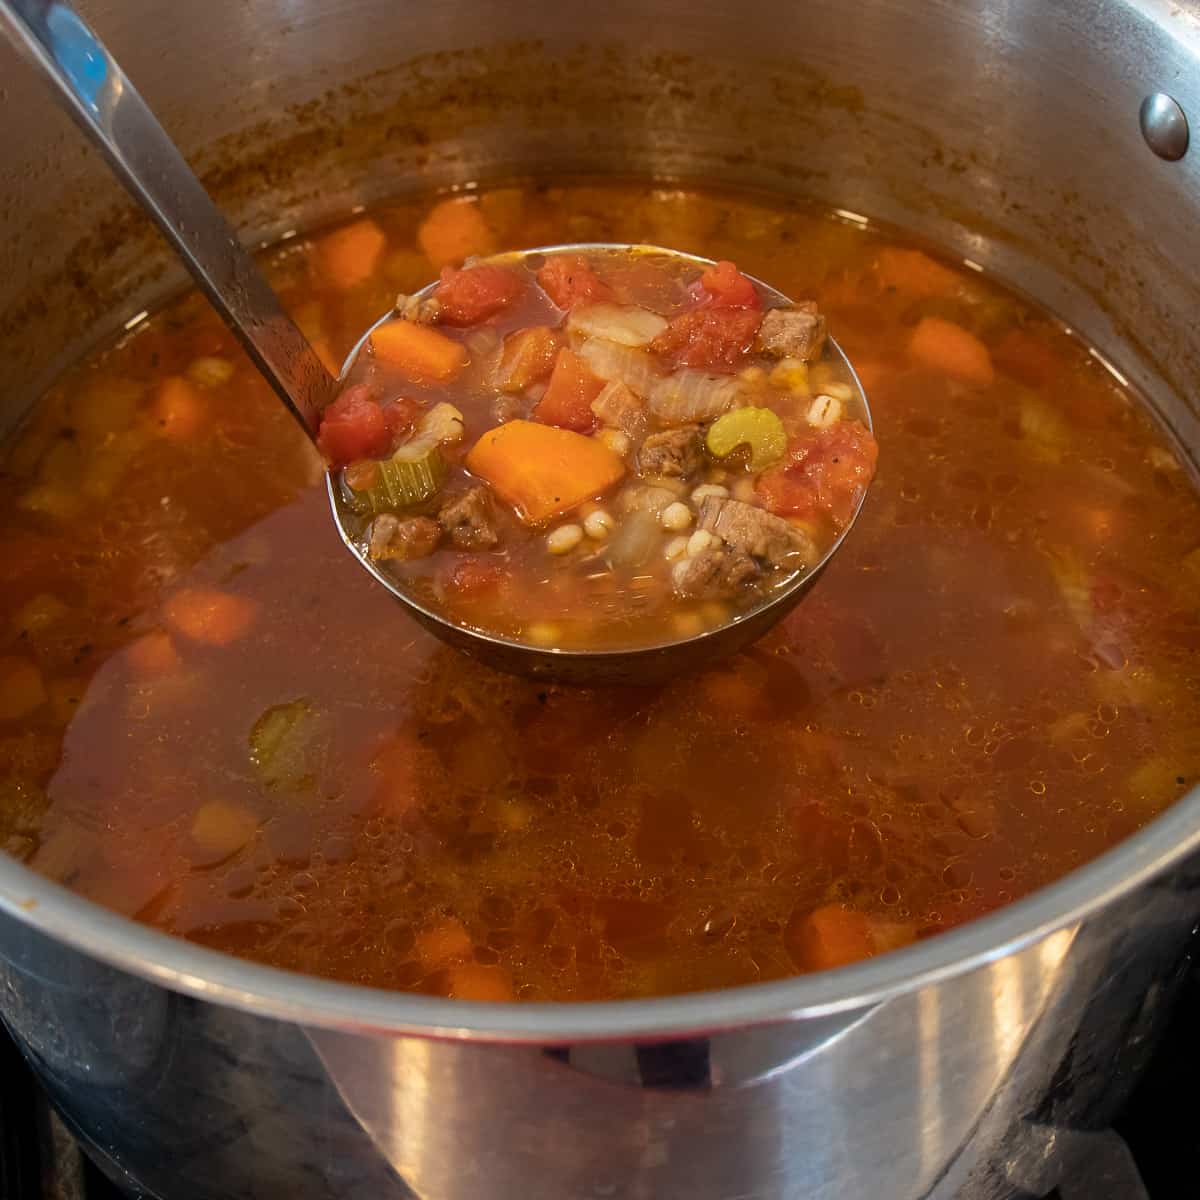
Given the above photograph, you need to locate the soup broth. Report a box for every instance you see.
[0,181,1197,1001]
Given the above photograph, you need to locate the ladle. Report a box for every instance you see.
[1,0,872,686]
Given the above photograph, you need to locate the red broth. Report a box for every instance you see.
[0,182,1198,1002]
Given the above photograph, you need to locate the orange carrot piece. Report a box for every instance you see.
[125,632,182,676]
[493,326,564,392]
[875,248,960,298]
[370,730,432,820]
[189,800,259,866]
[417,197,495,268]
[317,217,387,291]
[787,903,876,972]
[0,657,47,721]
[416,917,473,968]
[152,377,205,440]
[447,962,516,1002]
[867,919,918,955]
[370,319,468,385]
[465,420,625,525]
[164,588,257,646]
[909,316,995,386]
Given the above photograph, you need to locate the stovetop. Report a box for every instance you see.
[2,968,1197,1200]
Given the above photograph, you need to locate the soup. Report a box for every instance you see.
[0,181,1197,1002]
[327,242,875,649]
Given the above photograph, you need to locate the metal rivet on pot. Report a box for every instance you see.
[1140,93,1189,161]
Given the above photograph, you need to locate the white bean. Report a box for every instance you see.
[664,536,690,561]
[806,394,844,429]
[660,501,693,532]
[547,524,584,555]
[687,529,718,556]
[583,509,614,540]
[691,483,729,503]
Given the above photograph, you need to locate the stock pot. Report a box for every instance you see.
[1,2,1199,1197]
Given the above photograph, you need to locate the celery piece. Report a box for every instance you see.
[345,445,447,515]
[706,406,787,471]
[249,698,318,793]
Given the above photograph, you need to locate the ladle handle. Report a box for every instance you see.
[0,0,337,437]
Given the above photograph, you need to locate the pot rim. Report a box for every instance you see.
[1,781,1196,1041]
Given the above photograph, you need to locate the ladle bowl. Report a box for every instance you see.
[329,242,872,686]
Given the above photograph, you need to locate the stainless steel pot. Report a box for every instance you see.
[1,2,1198,1197]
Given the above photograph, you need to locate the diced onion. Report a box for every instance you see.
[578,338,663,397]
[568,303,668,347]
[650,370,743,425]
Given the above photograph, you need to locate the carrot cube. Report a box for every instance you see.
[465,420,625,525]
[909,317,995,386]
[164,588,257,646]
[317,218,387,291]
[416,917,473,968]
[875,248,960,299]
[125,631,182,676]
[417,197,495,268]
[189,800,259,866]
[370,319,468,385]
[786,903,876,972]
[447,962,515,1002]
[152,377,205,440]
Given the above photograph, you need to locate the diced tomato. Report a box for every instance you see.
[446,557,509,596]
[992,326,1067,388]
[317,385,390,467]
[650,307,763,370]
[756,421,879,527]
[434,264,524,325]
[699,260,761,309]
[531,348,604,432]
[381,395,423,444]
[537,255,616,309]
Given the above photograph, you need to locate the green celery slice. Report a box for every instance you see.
[706,406,787,471]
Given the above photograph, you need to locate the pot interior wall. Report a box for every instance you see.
[2,0,1199,465]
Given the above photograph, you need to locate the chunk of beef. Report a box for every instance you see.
[591,380,647,438]
[368,514,442,562]
[638,425,705,479]
[697,497,816,566]
[757,303,827,362]
[439,486,500,550]
[671,547,760,600]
